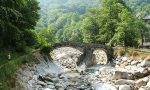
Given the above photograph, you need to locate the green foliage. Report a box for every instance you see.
[36,0,100,43]
[0,53,34,90]
[81,0,147,47]
[40,45,53,54]
[37,25,57,46]
[0,0,40,51]
[124,0,150,17]
[81,16,99,43]
[37,0,150,47]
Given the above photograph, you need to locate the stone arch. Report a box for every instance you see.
[51,42,113,67]
[93,49,108,64]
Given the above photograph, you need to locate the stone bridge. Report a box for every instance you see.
[52,42,113,67]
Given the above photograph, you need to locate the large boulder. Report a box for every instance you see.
[146,80,150,87]
[133,68,149,79]
[119,85,132,90]
[113,71,134,80]
[99,66,113,74]
[115,79,135,85]
[139,86,150,90]
[94,83,117,90]
[122,57,128,62]
[136,79,147,88]
[140,59,150,67]
[37,81,47,86]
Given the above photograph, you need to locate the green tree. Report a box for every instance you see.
[37,25,57,46]
[81,16,99,43]
[89,0,142,46]
[0,0,39,51]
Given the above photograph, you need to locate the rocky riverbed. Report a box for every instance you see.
[17,47,150,90]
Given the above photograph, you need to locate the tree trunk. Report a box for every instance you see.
[141,29,144,48]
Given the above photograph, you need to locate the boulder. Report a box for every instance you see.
[99,66,113,74]
[44,88,52,90]
[148,67,150,73]
[146,80,150,87]
[47,84,55,89]
[94,83,117,90]
[37,81,47,86]
[136,79,147,87]
[46,81,54,85]
[55,83,65,89]
[43,76,53,82]
[46,73,57,78]
[133,69,149,79]
[139,86,150,90]
[115,79,135,85]
[122,57,128,62]
[113,71,134,80]
[140,59,150,67]
[51,78,59,83]
[131,61,138,65]
[119,85,131,90]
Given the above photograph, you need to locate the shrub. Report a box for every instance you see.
[40,45,53,54]
[0,54,34,90]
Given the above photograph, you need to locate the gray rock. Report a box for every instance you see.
[113,71,134,80]
[47,84,55,89]
[44,88,54,90]
[140,59,150,67]
[139,86,150,90]
[37,81,47,86]
[131,61,138,65]
[122,57,128,61]
[35,85,43,88]
[119,85,131,90]
[46,81,54,85]
[46,73,57,78]
[51,78,59,83]
[55,83,65,90]
[146,80,150,87]
[94,83,117,90]
[115,79,135,85]
[136,79,147,87]
[99,66,113,74]
[137,63,141,67]
[133,69,149,79]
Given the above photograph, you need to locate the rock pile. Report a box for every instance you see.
[52,47,82,70]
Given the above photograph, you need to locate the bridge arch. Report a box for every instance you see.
[51,42,113,66]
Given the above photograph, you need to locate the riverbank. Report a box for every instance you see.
[16,47,150,90]
[0,47,150,90]
[0,49,35,90]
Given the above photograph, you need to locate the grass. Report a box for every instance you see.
[114,47,150,60]
[0,49,35,90]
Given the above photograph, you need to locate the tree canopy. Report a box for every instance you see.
[0,0,40,51]
[36,0,150,47]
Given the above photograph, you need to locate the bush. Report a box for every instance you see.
[40,45,53,54]
[0,54,34,90]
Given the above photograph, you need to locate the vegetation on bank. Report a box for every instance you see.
[0,0,40,88]
[114,47,150,60]
[0,51,35,90]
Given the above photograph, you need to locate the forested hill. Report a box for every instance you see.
[124,0,150,18]
[36,0,100,43]
[36,0,150,47]
[36,0,100,28]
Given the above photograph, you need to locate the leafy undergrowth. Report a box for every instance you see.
[114,47,150,60]
[0,50,35,90]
